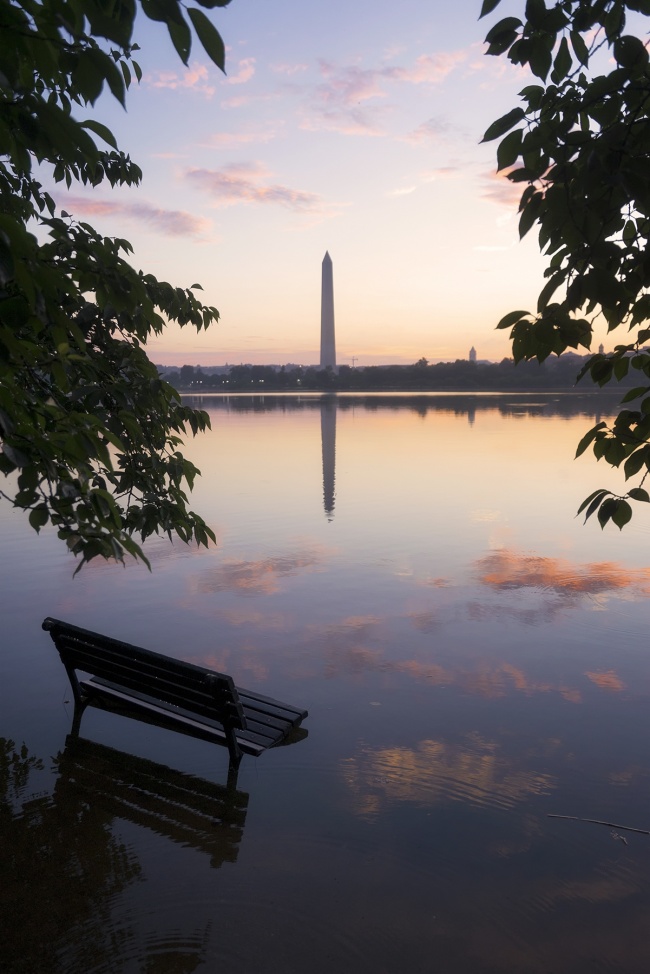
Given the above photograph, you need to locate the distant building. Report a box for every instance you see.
[320,252,336,369]
[598,343,605,355]
[469,346,477,363]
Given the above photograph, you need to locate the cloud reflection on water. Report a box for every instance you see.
[475,549,650,599]
[323,643,586,702]
[342,734,556,820]
[189,545,332,596]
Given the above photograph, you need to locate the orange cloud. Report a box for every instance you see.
[475,549,650,598]
[190,547,330,596]
[322,643,583,702]
[585,670,625,692]
[342,735,556,819]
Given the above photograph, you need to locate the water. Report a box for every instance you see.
[3,392,650,973]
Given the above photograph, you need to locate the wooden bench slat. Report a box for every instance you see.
[237,689,308,725]
[79,680,268,756]
[86,677,286,750]
[67,650,244,725]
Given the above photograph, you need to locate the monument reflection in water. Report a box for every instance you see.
[321,396,336,521]
[3,393,650,974]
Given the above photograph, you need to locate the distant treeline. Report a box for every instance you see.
[162,355,621,393]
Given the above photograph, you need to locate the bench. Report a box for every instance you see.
[43,617,308,785]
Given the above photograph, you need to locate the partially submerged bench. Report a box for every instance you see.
[43,617,308,784]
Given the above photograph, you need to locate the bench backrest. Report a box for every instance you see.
[43,617,247,731]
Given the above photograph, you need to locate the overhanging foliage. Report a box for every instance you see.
[482,0,650,528]
[0,0,233,568]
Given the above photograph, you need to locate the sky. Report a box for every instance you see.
[54,0,597,367]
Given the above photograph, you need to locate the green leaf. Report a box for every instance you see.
[482,107,525,143]
[479,0,503,17]
[575,422,606,458]
[187,7,226,73]
[614,35,648,70]
[28,505,49,531]
[497,127,523,171]
[597,497,618,528]
[624,449,648,478]
[570,30,590,66]
[80,119,118,149]
[577,485,609,514]
[621,386,650,403]
[552,36,572,81]
[168,16,192,65]
[141,0,184,25]
[582,492,610,523]
[496,309,531,330]
[628,487,650,502]
[529,36,553,79]
[519,191,543,239]
[611,499,633,529]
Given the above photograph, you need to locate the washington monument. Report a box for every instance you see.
[320,251,336,369]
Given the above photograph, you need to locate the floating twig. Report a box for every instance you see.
[548,814,650,836]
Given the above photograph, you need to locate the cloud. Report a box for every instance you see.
[394,50,469,85]
[58,196,211,238]
[300,51,469,137]
[475,549,650,599]
[404,116,454,144]
[147,61,215,97]
[186,162,326,212]
[189,547,330,596]
[342,735,556,819]
[322,639,583,702]
[585,670,626,692]
[386,186,418,197]
[301,62,391,136]
[480,166,527,207]
[271,62,308,76]
[199,128,277,148]
[387,166,460,198]
[226,57,256,85]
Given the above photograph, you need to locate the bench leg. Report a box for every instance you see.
[70,697,90,738]
[225,727,243,790]
[226,758,241,792]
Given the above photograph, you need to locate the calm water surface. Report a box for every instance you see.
[3,393,650,973]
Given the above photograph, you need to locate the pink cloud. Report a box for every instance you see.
[186,162,324,212]
[200,128,277,147]
[58,196,211,238]
[147,61,215,97]
[480,167,527,207]
[226,57,256,85]
[271,62,308,76]
[395,50,468,84]
[301,51,469,137]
